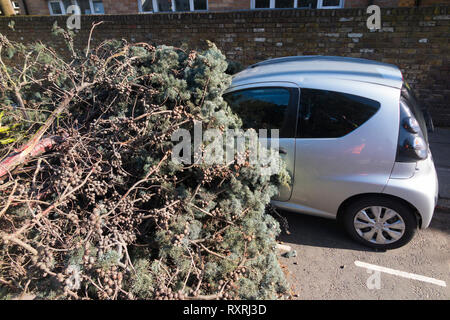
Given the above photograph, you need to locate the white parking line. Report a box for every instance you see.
[355,261,447,287]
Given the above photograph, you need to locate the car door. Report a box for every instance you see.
[223,83,299,201]
[291,87,386,217]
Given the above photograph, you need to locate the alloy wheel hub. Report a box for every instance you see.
[353,206,406,244]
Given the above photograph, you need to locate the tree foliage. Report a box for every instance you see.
[0,24,289,300]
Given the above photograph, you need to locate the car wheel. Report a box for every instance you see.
[341,197,417,250]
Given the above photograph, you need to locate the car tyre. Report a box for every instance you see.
[341,196,417,250]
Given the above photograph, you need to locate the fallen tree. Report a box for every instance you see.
[0,24,290,300]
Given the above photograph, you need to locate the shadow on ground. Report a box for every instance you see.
[277,209,450,252]
[276,210,376,252]
[427,210,450,234]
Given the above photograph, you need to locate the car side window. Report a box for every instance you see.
[297,89,381,138]
[223,87,294,138]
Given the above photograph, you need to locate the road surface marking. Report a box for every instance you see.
[355,261,447,287]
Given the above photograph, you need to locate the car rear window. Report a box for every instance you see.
[297,88,381,138]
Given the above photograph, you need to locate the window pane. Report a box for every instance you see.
[255,0,270,8]
[275,0,295,8]
[322,0,340,6]
[156,0,172,11]
[298,0,317,8]
[297,89,380,138]
[92,1,104,14]
[224,88,291,134]
[62,0,74,11]
[174,0,189,11]
[194,0,207,10]
[141,0,153,11]
[50,2,63,14]
[77,0,92,14]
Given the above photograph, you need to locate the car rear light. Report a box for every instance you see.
[402,117,420,134]
[396,101,428,162]
[403,135,427,159]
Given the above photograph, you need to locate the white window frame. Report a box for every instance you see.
[48,0,65,15]
[11,1,20,9]
[317,0,344,9]
[251,0,298,9]
[250,0,344,9]
[138,0,208,13]
[89,0,105,14]
[137,0,155,12]
[11,0,20,14]
[48,0,104,16]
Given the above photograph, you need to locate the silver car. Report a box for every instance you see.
[224,56,439,250]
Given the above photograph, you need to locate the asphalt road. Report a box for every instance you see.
[278,209,450,300]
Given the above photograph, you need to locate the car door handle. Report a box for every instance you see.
[279,148,287,155]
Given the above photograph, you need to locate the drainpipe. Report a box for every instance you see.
[0,0,16,16]
[22,0,29,15]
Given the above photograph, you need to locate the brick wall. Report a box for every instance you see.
[14,0,450,16]
[209,0,251,11]
[0,7,449,125]
[103,0,138,14]
[20,0,49,15]
[374,0,400,6]
[398,0,415,6]
[15,0,254,15]
[19,0,140,15]
[345,0,402,8]
[422,0,450,5]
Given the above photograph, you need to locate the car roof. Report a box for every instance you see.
[230,56,403,90]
